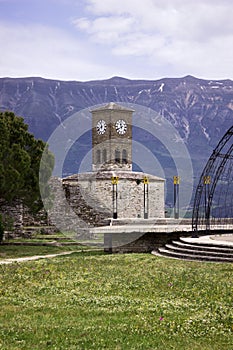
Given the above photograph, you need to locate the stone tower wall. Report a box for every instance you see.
[92,103,133,171]
[63,171,165,221]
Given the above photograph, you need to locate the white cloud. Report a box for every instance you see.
[78,0,233,44]
[73,17,91,31]
[1,0,233,81]
[71,0,233,79]
[0,22,114,80]
[73,15,135,44]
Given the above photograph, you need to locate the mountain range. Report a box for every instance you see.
[1,75,233,209]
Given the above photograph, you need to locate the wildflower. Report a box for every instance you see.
[159,317,164,321]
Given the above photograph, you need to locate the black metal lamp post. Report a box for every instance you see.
[112,176,118,219]
[173,176,180,219]
[143,176,149,219]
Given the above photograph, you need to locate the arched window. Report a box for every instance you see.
[115,149,121,163]
[122,149,127,164]
[102,149,107,163]
[96,149,101,164]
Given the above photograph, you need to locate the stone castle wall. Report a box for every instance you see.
[63,170,165,222]
[0,200,23,235]
[1,169,165,238]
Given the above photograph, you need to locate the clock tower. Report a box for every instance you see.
[62,101,165,227]
[91,102,133,171]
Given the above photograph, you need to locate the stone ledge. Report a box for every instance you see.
[63,170,165,182]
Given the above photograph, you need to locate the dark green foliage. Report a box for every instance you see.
[0,214,4,242]
[0,111,54,213]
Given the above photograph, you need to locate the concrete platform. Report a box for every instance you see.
[181,234,233,247]
[90,218,233,253]
[90,218,192,235]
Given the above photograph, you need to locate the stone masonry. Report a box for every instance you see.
[63,170,165,222]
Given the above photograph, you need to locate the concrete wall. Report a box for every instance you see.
[104,231,192,253]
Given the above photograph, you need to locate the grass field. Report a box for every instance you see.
[0,251,232,349]
[0,244,89,259]
[0,232,93,259]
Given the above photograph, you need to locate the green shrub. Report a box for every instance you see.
[0,214,4,243]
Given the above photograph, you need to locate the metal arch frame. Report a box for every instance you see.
[205,143,233,231]
[192,126,233,233]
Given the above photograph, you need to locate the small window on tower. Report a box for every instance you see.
[115,149,121,163]
[96,150,101,164]
[103,149,107,163]
[122,149,127,164]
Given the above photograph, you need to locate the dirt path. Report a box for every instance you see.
[0,250,80,265]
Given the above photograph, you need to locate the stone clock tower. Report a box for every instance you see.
[62,102,165,227]
[91,102,133,171]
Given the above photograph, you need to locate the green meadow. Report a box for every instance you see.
[0,245,85,259]
[0,251,232,349]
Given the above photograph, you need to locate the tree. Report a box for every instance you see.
[0,214,4,242]
[0,111,54,213]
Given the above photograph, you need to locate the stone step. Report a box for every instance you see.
[164,243,233,258]
[153,236,233,263]
[171,240,233,254]
[156,247,233,263]
[179,237,233,249]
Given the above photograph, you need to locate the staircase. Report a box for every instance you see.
[153,237,233,263]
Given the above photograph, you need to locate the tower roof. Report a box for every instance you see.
[90,102,134,113]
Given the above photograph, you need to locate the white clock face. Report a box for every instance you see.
[115,119,127,135]
[96,120,107,135]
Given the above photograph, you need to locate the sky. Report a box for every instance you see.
[0,0,233,82]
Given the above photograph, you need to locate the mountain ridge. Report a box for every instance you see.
[2,74,233,84]
[0,75,233,185]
